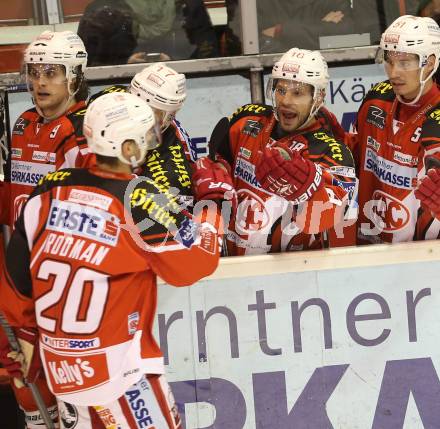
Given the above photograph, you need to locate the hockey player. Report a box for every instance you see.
[0,29,89,428]
[0,92,228,428]
[90,63,197,208]
[353,15,440,244]
[211,48,357,255]
[1,30,89,228]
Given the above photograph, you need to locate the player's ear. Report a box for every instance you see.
[121,139,137,161]
[424,54,436,79]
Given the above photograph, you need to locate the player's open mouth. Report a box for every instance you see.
[280,111,297,121]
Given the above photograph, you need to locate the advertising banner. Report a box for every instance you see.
[156,259,440,428]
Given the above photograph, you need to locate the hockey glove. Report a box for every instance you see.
[255,145,323,202]
[192,157,237,208]
[415,168,440,218]
[0,328,40,388]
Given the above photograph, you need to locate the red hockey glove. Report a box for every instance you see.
[192,157,237,206]
[415,168,440,217]
[0,328,40,388]
[255,146,323,202]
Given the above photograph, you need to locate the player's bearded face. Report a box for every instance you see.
[382,51,424,101]
[26,63,71,117]
[274,80,314,133]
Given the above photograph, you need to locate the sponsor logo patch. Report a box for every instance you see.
[367,136,381,152]
[364,148,415,189]
[234,158,261,190]
[239,147,252,159]
[328,165,356,178]
[147,73,165,87]
[371,190,410,232]
[393,150,418,166]
[384,34,400,43]
[125,385,156,428]
[282,63,300,73]
[41,334,100,351]
[59,402,78,429]
[128,312,139,335]
[11,160,54,186]
[44,348,109,394]
[11,148,22,159]
[366,105,386,129]
[12,117,30,135]
[68,189,113,210]
[46,200,121,246]
[242,120,263,137]
[175,217,199,248]
[32,150,56,163]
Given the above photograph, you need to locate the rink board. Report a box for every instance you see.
[155,241,440,429]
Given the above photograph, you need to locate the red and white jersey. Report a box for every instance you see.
[0,167,221,406]
[2,101,90,227]
[217,104,357,255]
[354,81,440,243]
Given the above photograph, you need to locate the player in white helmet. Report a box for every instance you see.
[353,15,440,245]
[0,92,227,428]
[207,47,357,255]
[0,30,91,429]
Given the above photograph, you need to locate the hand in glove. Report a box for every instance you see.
[0,327,40,388]
[255,145,323,202]
[415,168,440,218]
[192,157,236,208]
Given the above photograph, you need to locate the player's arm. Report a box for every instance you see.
[128,174,225,286]
[414,121,440,218]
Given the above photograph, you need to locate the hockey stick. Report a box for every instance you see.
[0,313,55,429]
[0,90,55,429]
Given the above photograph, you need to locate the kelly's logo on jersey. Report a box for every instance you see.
[366,106,386,129]
[44,348,109,394]
[46,200,121,246]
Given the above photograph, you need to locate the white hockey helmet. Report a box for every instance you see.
[378,15,440,103]
[380,15,440,70]
[267,48,329,127]
[130,63,186,131]
[84,92,158,167]
[24,30,87,93]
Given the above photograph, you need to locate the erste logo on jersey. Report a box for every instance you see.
[366,105,386,129]
[11,160,54,186]
[370,190,410,231]
[234,158,261,190]
[365,148,416,189]
[46,200,121,246]
[393,150,418,166]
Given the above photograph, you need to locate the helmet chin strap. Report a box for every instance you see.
[396,66,434,106]
[33,76,81,121]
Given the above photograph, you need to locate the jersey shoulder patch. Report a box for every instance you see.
[229,103,273,126]
[420,102,440,147]
[362,80,396,104]
[307,128,355,167]
[88,84,129,106]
